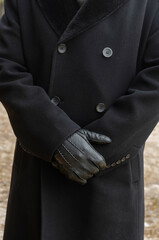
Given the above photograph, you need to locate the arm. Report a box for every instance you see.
[0,0,81,162]
[83,5,159,167]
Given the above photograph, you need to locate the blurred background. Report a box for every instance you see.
[0,1,159,239]
[0,0,3,16]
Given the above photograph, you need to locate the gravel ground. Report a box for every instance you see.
[0,102,159,239]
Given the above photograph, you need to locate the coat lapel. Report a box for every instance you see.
[37,0,129,43]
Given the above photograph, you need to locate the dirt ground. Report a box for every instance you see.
[0,102,159,240]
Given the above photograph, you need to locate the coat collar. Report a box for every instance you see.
[37,0,129,43]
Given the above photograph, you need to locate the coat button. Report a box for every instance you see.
[57,43,67,53]
[126,154,131,159]
[96,103,106,113]
[51,96,61,105]
[102,47,113,58]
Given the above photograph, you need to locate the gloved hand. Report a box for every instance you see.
[51,129,111,185]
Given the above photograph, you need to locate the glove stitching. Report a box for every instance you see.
[77,132,89,142]
[66,140,99,174]
[57,148,72,167]
[59,145,86,181]
[61,143,81,164]
[67,139,85,155]
[77,133,105,158]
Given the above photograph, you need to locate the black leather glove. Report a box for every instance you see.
[51,129,111,185]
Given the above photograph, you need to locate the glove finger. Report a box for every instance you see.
[57,162,87,185]
[65,140,99,178]
[79,129,111,144]
[74,130,107,170]
[78,157,99,176]
[54,147,73,169]
[87,148,107,171]
[73,166,94,180]
[54,144,91,181]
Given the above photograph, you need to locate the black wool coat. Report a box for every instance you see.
[1,0,159,239]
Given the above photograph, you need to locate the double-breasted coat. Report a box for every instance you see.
[1,0,159,239]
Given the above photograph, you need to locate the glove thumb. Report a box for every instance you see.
[78,129,112,144]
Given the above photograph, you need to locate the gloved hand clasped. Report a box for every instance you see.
[51,129,111,185]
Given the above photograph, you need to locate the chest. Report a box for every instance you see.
[17,0,156,92]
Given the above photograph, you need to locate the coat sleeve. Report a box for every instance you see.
[0,0,81,162]
[83,5,159,167]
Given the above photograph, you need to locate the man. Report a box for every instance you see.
[0,0,159,239]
